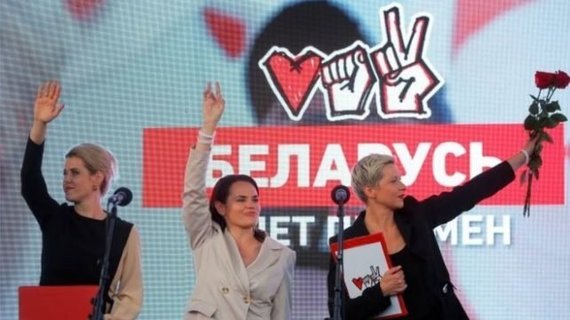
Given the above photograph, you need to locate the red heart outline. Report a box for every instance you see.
[261,49,323,117]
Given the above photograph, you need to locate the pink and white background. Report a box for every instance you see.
[1,1,569,319]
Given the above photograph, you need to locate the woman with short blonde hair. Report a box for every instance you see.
[328,137,537,319]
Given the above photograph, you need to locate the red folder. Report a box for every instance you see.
[19,285,99,320]
[330,233,408,319]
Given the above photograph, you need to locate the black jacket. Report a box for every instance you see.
[327,161,515,319]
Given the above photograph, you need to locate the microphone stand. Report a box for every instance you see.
[333,202,345,320]
[90,201,118,320]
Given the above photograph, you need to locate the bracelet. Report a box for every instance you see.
[198,130,214,139]
[197,130,215,144]
[520,149,530,165]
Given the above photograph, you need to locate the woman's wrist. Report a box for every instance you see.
[32,119,48,126]
[520,149,530,165]
[201,121,217,134]
[197,129,215,145]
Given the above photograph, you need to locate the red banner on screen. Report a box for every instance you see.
[143,124,565,208]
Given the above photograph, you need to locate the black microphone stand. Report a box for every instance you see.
[90,201,118,320]
[333,201,345,320]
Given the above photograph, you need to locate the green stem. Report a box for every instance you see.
[546,87,556,101]
[523,171,533,217]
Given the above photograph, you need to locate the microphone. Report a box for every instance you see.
[331,185,350,205]
[108,187,133,207]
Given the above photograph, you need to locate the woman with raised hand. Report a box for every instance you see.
[182,82,296,319]
[327,135,537,319]
[20,80,143,320]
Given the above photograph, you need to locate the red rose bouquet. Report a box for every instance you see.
[522,70,568,216]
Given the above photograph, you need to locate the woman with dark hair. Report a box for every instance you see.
[182,82,296,319]
[20,80,143,319]
[208,174,267,243]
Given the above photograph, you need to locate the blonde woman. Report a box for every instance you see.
[20,81,142,319]
[327,137,536,319]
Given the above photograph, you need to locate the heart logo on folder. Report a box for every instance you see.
[352,277,364,290]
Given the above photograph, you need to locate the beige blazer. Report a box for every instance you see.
[182,147,296,320]
[105,226,143,320]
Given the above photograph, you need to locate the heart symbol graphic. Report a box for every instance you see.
[352,277,364,291]
[261,49,323,118]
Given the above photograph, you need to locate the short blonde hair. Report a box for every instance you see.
[66,143,117,195]
[351,154,394,204]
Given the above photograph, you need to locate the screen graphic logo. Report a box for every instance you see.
[259,3,443,121]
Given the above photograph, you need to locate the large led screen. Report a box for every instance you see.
[1,1,569,319]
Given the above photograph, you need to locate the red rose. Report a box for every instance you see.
[535,71,556,89]
[554,70,570,89]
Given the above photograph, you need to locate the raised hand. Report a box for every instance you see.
[523,135,539,156]
[202,82,225,134]
[34,80,64,124]
[508,135,540,172]
[370,5,442,118]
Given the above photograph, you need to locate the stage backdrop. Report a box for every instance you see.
[1,1,569,319]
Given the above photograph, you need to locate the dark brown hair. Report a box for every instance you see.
[209,174,266,241]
